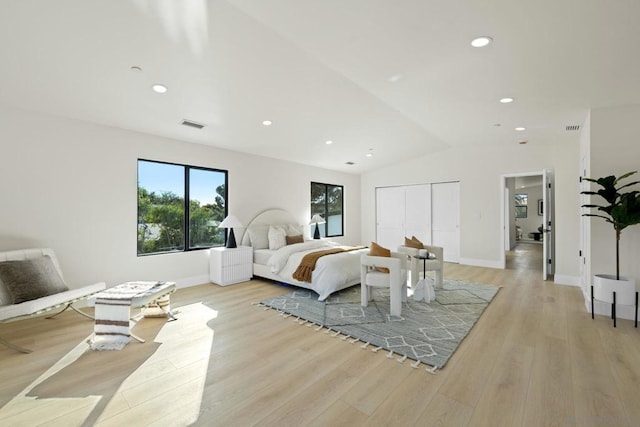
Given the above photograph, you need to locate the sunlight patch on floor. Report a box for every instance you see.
[0,302,218,426]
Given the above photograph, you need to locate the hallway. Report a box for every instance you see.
[506,242,543,272]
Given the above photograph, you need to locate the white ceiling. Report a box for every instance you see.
[2,0,639,174]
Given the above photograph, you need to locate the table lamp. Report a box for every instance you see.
[219,214,243,248]
[309,214,325,239]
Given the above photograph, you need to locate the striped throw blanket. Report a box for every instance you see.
[292,246,367,283]
[90,281,166,351]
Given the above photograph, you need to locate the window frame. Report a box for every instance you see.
[137,158,229,256]
[310,181,344,238]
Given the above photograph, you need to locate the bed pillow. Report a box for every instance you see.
[404,236,423,249]
[0,256,69,304]
[286,234,304,245]
[369,242,391,273]
[286,223,303,237]
[268,225,287,250]
[248,225,270,250]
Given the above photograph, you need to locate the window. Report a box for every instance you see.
[137,159,228,255]
[311,182,344,238]
[515,193,528,218]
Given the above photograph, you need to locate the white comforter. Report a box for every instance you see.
[267,240,367,301]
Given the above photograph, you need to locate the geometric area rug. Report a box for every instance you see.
[259,279,501,371]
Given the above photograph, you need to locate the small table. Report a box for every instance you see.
[413,253,437,279]
[89,281,176,350]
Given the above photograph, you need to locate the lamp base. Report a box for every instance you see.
[313,224,320,240]
[226,228,237,248]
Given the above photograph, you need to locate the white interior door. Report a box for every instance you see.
[376,186,405,249]
[405,184,432,244]
[432,182,460,262]
[542,170,554,280]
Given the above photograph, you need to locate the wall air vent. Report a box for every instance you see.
[345,161,355,165]
[180,119,205,130]
[565,124,580,131]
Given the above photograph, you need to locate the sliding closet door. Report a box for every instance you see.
[432,182,460,262]
[376,186,405,249]
[405,184,431,244]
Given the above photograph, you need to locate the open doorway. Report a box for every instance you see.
[501,171,554,278]
[507,176,543,272]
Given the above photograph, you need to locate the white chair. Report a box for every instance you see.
[398,244,444,289]
[361,252,408,317]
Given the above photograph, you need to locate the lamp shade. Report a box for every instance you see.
[309,214,325,224]
[219,215,243,248]
[219,215,243,228]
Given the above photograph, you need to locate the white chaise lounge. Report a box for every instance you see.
[0,248,106,353]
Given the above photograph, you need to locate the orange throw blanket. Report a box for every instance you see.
[292,246,366,283]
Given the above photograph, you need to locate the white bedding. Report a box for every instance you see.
[253,249,275,266]
[266,240,367,301]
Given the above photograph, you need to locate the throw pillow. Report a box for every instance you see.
[286,224,303,236]
[0,276,11,306]
[268,225,287,250]
[411,236,424,247]
[0,256,69,304]
[286,234,304,245]
[404,236,423,249]
[369,242,391,273]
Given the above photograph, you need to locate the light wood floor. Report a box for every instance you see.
[1,261,639,426]
[506,242,543,272]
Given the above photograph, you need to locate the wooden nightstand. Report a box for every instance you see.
[209,246,253,286]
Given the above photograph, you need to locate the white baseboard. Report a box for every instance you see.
[458,258,503,269]
[584,297,638,322]
[175,274,210,289]
[553,275,581,287]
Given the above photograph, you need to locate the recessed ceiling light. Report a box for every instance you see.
[515,127,526,131]
[262,120,272,126]
[388,74,403,83]
[471,36,493,47]
[130,66,143,72]
[366,153,373,158]
[500,97,514,103]
[325,140,333,145]
[152,84,167,93]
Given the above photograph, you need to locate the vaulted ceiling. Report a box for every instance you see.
[2,0,639,173]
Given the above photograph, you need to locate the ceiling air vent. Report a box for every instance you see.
[180,119,205,130]
[345,161,355,165]
[566,124,580,131]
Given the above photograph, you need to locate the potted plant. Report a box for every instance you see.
[582,171,640,324]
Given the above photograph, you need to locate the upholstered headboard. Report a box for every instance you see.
[240,209,304,248]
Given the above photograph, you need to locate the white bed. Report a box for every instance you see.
[240,209,367,300]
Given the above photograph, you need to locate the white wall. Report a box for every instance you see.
[361,141,581,280]
[589,105,640,285]
[0,106,361,288]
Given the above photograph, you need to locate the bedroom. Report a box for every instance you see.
[2,0,640,425]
